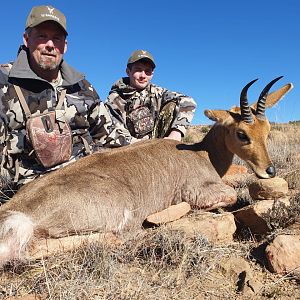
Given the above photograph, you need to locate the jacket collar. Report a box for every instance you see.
[9,46,85,86]
[111,77,134,93]
[111,77,154,95]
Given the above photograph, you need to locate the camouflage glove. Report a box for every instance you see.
[153,101,178,138]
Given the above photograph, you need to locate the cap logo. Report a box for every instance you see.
[40,6,60,22]
[137,50,148,58]
[47,6,55,14]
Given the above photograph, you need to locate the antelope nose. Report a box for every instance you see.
[266,165,276,178]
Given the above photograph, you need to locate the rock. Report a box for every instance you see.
[29,232,122,260]
[6,296,44,300]
[266,234,300,276]
[222,165,250,188]
[224,164,248,176]
[249,177,289,200]
[218,257,262,294]
[146,202,191,224]
[165,212,236,244]
[234,198,290,235]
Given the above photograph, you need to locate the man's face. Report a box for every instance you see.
[23,21,67,73]
[126,60,154,90]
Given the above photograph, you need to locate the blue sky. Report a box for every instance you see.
[2,0,299,124]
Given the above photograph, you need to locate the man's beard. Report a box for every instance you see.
[38,51,62,70]
[38,57,61,70]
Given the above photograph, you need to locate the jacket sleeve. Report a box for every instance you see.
[103,91,137,147]
[77,79,116,149]
[0,68,9,145]
[161,89,197,136]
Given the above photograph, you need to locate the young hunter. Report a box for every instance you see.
[0,5,113,194]
[105,50,197,146]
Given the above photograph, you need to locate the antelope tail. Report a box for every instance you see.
[0,211,34,266]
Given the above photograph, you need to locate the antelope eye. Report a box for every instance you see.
[237,131,249,142]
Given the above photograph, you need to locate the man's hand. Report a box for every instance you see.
[164,129,182,141]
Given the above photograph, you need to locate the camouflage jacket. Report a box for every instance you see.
[0,47,113,183]
[105,77,197,146]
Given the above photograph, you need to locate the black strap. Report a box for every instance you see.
[13,85,67,118]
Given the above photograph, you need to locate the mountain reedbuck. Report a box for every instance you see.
[0,77,293,266]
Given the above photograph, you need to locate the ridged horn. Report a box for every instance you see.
[240,79,258,124]
[256,76,283,118]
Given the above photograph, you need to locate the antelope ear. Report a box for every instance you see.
[251,83,293,109]
[204,109,232,122]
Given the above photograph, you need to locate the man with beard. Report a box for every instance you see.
[0,5,113,197]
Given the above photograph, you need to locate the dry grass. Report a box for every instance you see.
[1,123,300,299]
[182,125,209,143]
[268,124,300,189]
[0,230,245,299]
[1,228,299,299]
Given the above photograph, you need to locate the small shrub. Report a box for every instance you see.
[200,126,210,134]
[262,192,300,231]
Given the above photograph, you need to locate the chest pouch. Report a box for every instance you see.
[126,106,154,138]
[14,86,72,168]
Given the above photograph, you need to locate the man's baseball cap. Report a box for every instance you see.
[127,50,156,68]
[25,5,67,35]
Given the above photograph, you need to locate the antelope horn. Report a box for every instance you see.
[256,76,283,118]
[240,79,258,124]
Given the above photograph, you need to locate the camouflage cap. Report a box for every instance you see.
[25,5,67,35]
[127,50,156,68]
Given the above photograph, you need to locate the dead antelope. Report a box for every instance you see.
[0,77,292,266]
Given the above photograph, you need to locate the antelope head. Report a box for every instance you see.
[204,77,293,179]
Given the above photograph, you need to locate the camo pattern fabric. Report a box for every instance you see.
[0,47,113,185]
[105,77,197,146]
[153,101,178,138]
[126,106,154,138]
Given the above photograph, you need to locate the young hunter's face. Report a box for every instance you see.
[126,61,154,90]
[23,21,67,77]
